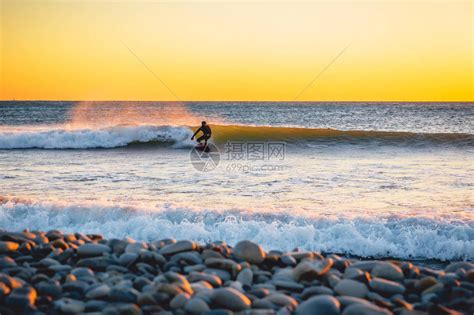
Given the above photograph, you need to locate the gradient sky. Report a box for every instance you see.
[1,0,472,101]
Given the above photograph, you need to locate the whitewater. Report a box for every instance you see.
[0,101,473,261]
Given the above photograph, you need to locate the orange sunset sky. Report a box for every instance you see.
[0,0,472,101]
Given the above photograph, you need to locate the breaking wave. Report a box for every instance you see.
[0,124,472,149]
[0,125,194,149]
[1,199,472,261]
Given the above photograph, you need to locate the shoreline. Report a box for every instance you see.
[0,229,473,314]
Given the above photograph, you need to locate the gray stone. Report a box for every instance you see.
[349,261,378,271]
[342,302,391,315]
[372,262,404,281]
[337,296,372,308]
[185,297,211,314]
[0,241,19,254]
[55,298,85,313]
[237,268,253,287]
[274,280,305,292]
[170,251,203,265]
[369,278,405,296]
[295,295,340,315]
[301,286,334,299]
[203,268,231,282]
[103,303,141,315]
[160,240,197,255]
[84,299,108,312]
[0,282,11,299]
[0,256,16,268]
[125,242,147,254]
[445,261,474,273]
[292,259,334,281]
[77,243,111,257]
[334,279,369,298]
[188,271,223,287]
[233,240,266,264]
[264,293,298,308]
[5,286,37,307]
[0,274,24,289]
[36,280,62,298]
[108,287,139,303]
[86,284,110,299]
[281,254,297,266]
[119,252,139,267]
[170,292,191,309]
[211,287,251,311]
[71,267,95,278]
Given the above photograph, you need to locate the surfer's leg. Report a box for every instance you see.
[196,135,205,143]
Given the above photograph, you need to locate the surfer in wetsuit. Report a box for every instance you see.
[191,121,212,145]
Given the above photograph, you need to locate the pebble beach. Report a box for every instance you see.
[0,229,473,314]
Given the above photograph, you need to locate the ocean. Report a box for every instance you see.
[0,101,472,261]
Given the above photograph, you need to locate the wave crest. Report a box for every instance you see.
[0,125,193,149]
[1,199,472,260]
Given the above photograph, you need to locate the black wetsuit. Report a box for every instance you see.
[194,125,212,143]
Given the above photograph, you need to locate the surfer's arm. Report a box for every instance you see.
[191,127,202,139]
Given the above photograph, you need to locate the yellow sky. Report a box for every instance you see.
[1,0,472,101]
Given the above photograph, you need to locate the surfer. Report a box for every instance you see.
[191,121,212,145]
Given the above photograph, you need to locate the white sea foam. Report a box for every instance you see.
[0,125,193,149]
[1,200,472,260]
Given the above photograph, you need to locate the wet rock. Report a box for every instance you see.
[109,287,139,303]
[349,261,377,272]
[170,292,191,309]
[55,298,86,313]
[370,278,405,296]
[295,295,340,315]
[76,256,113,271]
[5,286,37,308]
[342,302,392,315]
[125,242,148,254]
[0,256,17,268]
[372,262,404,281]
[119,252,139,267]
[265,293,298,308]
[211,287,251,311]
[86,284,111,299]
[77,243,111,257]
[160,240,197,255]
[281,254,297,266]
[102,303,142,315]
[445,262,473,273]
[334,279,369,298]
[204,268,231,282]
[46,230,63,241]
[0,282,11,299]
[205,257,241,273]
[233,240,266,265]
[71,267,95,278]
[415,276,437,292]
[171,251,203,265]
[35,280,62,298]
[0,241,19,253]
[185,297,211,314]
[292,259,334,281]
[274,280,305,292]
[301,286,334,299]
[0,274,24,289]
[188,271,223,288]
[237,268,253,287]
[337,296,372,308]
[85,299,108,312]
